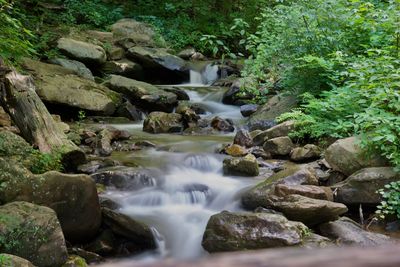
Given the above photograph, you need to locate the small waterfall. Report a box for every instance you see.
[189,64,219,85]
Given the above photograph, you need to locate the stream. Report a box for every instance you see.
[100,65,259,262]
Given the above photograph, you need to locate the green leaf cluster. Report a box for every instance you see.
[377,181,400,220]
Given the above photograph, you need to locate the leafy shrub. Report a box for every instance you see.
[28,149,64,174]
[376,181,400,220]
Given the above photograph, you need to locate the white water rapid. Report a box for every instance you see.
[102,77,256,263]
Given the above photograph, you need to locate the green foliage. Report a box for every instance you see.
[28,148,64,175]
[0,254,12,266]
[376,181,400,220]
[0,0,34,63]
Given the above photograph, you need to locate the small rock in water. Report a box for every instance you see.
[223,154,259,176]
[248,146,272,160]
[143,112,183,134]
[211,116,234,132]
[224,144,248,157]
[116,101,143,121]
[233,129,253,147]
[240,104,258,117]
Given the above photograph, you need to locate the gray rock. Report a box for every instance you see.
[264,136,295,156]
[101,59,143,78]
[290,144,321,162]
[57,38,107,65]
[143,112,183,134]
[111,19,159,48]
[249,94,298,124]
[116,101,143,121]
[223,154,259,177]
[318,217,392,246]
[240,104,258,117]
[325,137,389,176]
[234,129,253,147]
[333,167,400,206]
[211,116,234,132]
[275,184,333,201]
[49,58,94,80]
[0,202,68,267]
[202,211,308,252]
[253,121,296,146]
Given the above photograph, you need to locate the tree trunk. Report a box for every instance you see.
[0,60,85,170]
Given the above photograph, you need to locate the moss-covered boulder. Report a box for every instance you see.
[325,137,389,176]
[223,154,259,177]
[0,254,36,267]
[290,144,321,162]
[143,112,183,134]
[23,59,121,115]
[202,211,308,252]
[105,75,177,112]
[111,19,159,48]
[0,158,101,242]
[0,202,68,267]
[263,136,295,157]
[62,255,88,267]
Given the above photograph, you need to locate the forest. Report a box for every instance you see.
[0,0,400,266]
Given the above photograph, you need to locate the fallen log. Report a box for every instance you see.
[98,245,400,267]
[0,59,85,170]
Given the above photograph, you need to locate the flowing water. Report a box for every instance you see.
[101,65,258,262]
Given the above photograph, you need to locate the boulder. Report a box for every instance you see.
[240,104,258,117]
[275,184,333,201]
[211,116,234,132]
[0,159,101,242]
[241,164,319,210]
[222,79,253,106]
[101,59,143,78]
[0,202,68,267]
[127,47,188,84]
[23,59,120,115]
[105,75,177,112]
[202,211,307,252]
[325,137,389,176]
[290,144,321,162]
[253,121,296,146]
[268,194,348,227]
[224,144,248,157]
[116,101,143,121]
[333,167,400,206]
[177,48,196,59]
[318,217,391,246]
[233,129,253,147]
[57,38,107,65]
[111,19,158,48]
[160,87,190,101]
[263,136,295,156]
[143,112,183,134]
[107,46,125,61]
[223,154,259,177]
[0,254,36,267]
[0,107,11,127]
[91,167,156,190]
[102,208,156,250]
[249,95,298,125]
[49,58,94,81]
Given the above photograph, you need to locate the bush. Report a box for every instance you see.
[377,181,400,220]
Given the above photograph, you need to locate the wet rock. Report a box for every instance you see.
[249,95,298,125]
[224,144,248,157]
[0,254,36,267]
[107,46,125,61]
[275,184,333,201]
[99,195,122,210]
[90,128,131,156]
[247,119,277,131]
[62,255,88,267]
[78,159,120,175]
[0,202,68,267]
[263,136,295,156]
[101,59,143,78]
[0,159,101,242]
[290,144,321,162]
[116,101,143,121]
[57,38,107,65]
[143,112,183,134]
[49,58,94,80]
[223,154,259,177]
[302,233,333,249]
[111,19,158,48]
[222,79,254,106]
[240,104,258,117]
[22,59,120,115]
[105,75,177,112]
[268,194,348,227]
[85,229,116,256]
[333,167,400,206]
[102,208,156,250]
[135,140,157,148]
[318,217,392,246]
[233,129,253,147]
[127,47,188,83]
[325,137,389,176]
[211,116,234,132]
[91,167,156,190]
[202,211,308,252]
[68,248,103,265]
